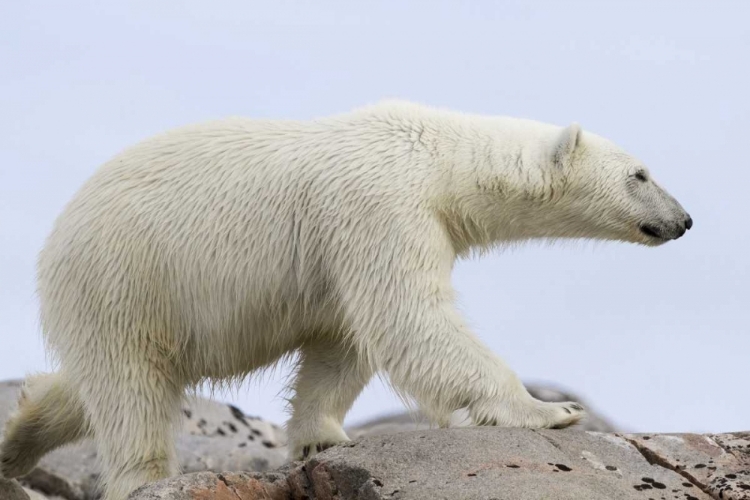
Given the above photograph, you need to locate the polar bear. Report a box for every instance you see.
[0,101,691,499]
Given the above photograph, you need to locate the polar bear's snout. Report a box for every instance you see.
[627,176,692,244]
[639,213,693,241]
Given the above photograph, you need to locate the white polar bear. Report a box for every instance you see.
[0,101,691,500]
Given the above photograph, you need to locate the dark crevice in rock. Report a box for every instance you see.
[532,430,562,451]
[302,458,383,500]
[285,463,316,500]
[308,461,339,499]
[216,473,244,500]
[621,435,714,499]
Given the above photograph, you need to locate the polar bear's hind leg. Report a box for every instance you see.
[0,372,88,479]
[75,347,183,500]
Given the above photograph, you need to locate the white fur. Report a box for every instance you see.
[0,101,689,500]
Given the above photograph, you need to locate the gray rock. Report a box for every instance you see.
[19,490,48,500]
[176,432,286,475]
[19,442,96,500]
[176,394,287,474]
[346,382,616,440]
[305,428,711,500]
[130,427,745,500]
[0,381,288,500]
[21,378,736,500]
[180,395,286,446]
[625,431,750,499]
[128,471,292,500]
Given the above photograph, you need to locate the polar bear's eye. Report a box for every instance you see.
[634,171,647,182]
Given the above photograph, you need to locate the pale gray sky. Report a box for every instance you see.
[1,1,748,433]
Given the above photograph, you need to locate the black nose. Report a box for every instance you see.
[685,216,693,230]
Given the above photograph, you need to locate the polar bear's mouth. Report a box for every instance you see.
[639,219,691,242]
[639,224,665,240]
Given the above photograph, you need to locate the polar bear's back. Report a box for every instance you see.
[36,119,334,367]
[35,109,438,376]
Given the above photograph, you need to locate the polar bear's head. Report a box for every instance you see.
[543,124,692,246]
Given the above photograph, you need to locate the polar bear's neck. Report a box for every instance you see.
[361,100,560,190]
[363,102,565,252]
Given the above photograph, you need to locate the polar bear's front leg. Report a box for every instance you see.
[368,300,584,429]
[339,255,585,431]
[286,339,373,460]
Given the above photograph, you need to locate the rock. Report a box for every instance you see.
[128,471,292,500]
[176,432,286,475]
[176,395,287,475]
[129,428,750,499]
[624,431,750,499]
[11,378,746,500]
[0,381,288,500]
[20,489,50,500]
[180,396,286,446]
[17,442,95,500]
[346,382,616,440]
[0,479,30,500]
[302,428,712,500]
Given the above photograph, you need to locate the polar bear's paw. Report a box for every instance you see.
[290,437,350,460]
[540,401,586,429]
[300,441,343,460]
[0,430,39,479]
[471,399,585,429]
[287,420,351,461]
[1,404,43,479]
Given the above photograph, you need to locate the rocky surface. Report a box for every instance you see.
[0,381,287,500]
[4,378,746,500]
[132,428,750,500]
[624,432,750,499]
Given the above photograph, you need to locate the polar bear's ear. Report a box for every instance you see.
[553,123,582,165]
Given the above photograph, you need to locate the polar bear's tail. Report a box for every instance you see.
[0,371,89,478]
